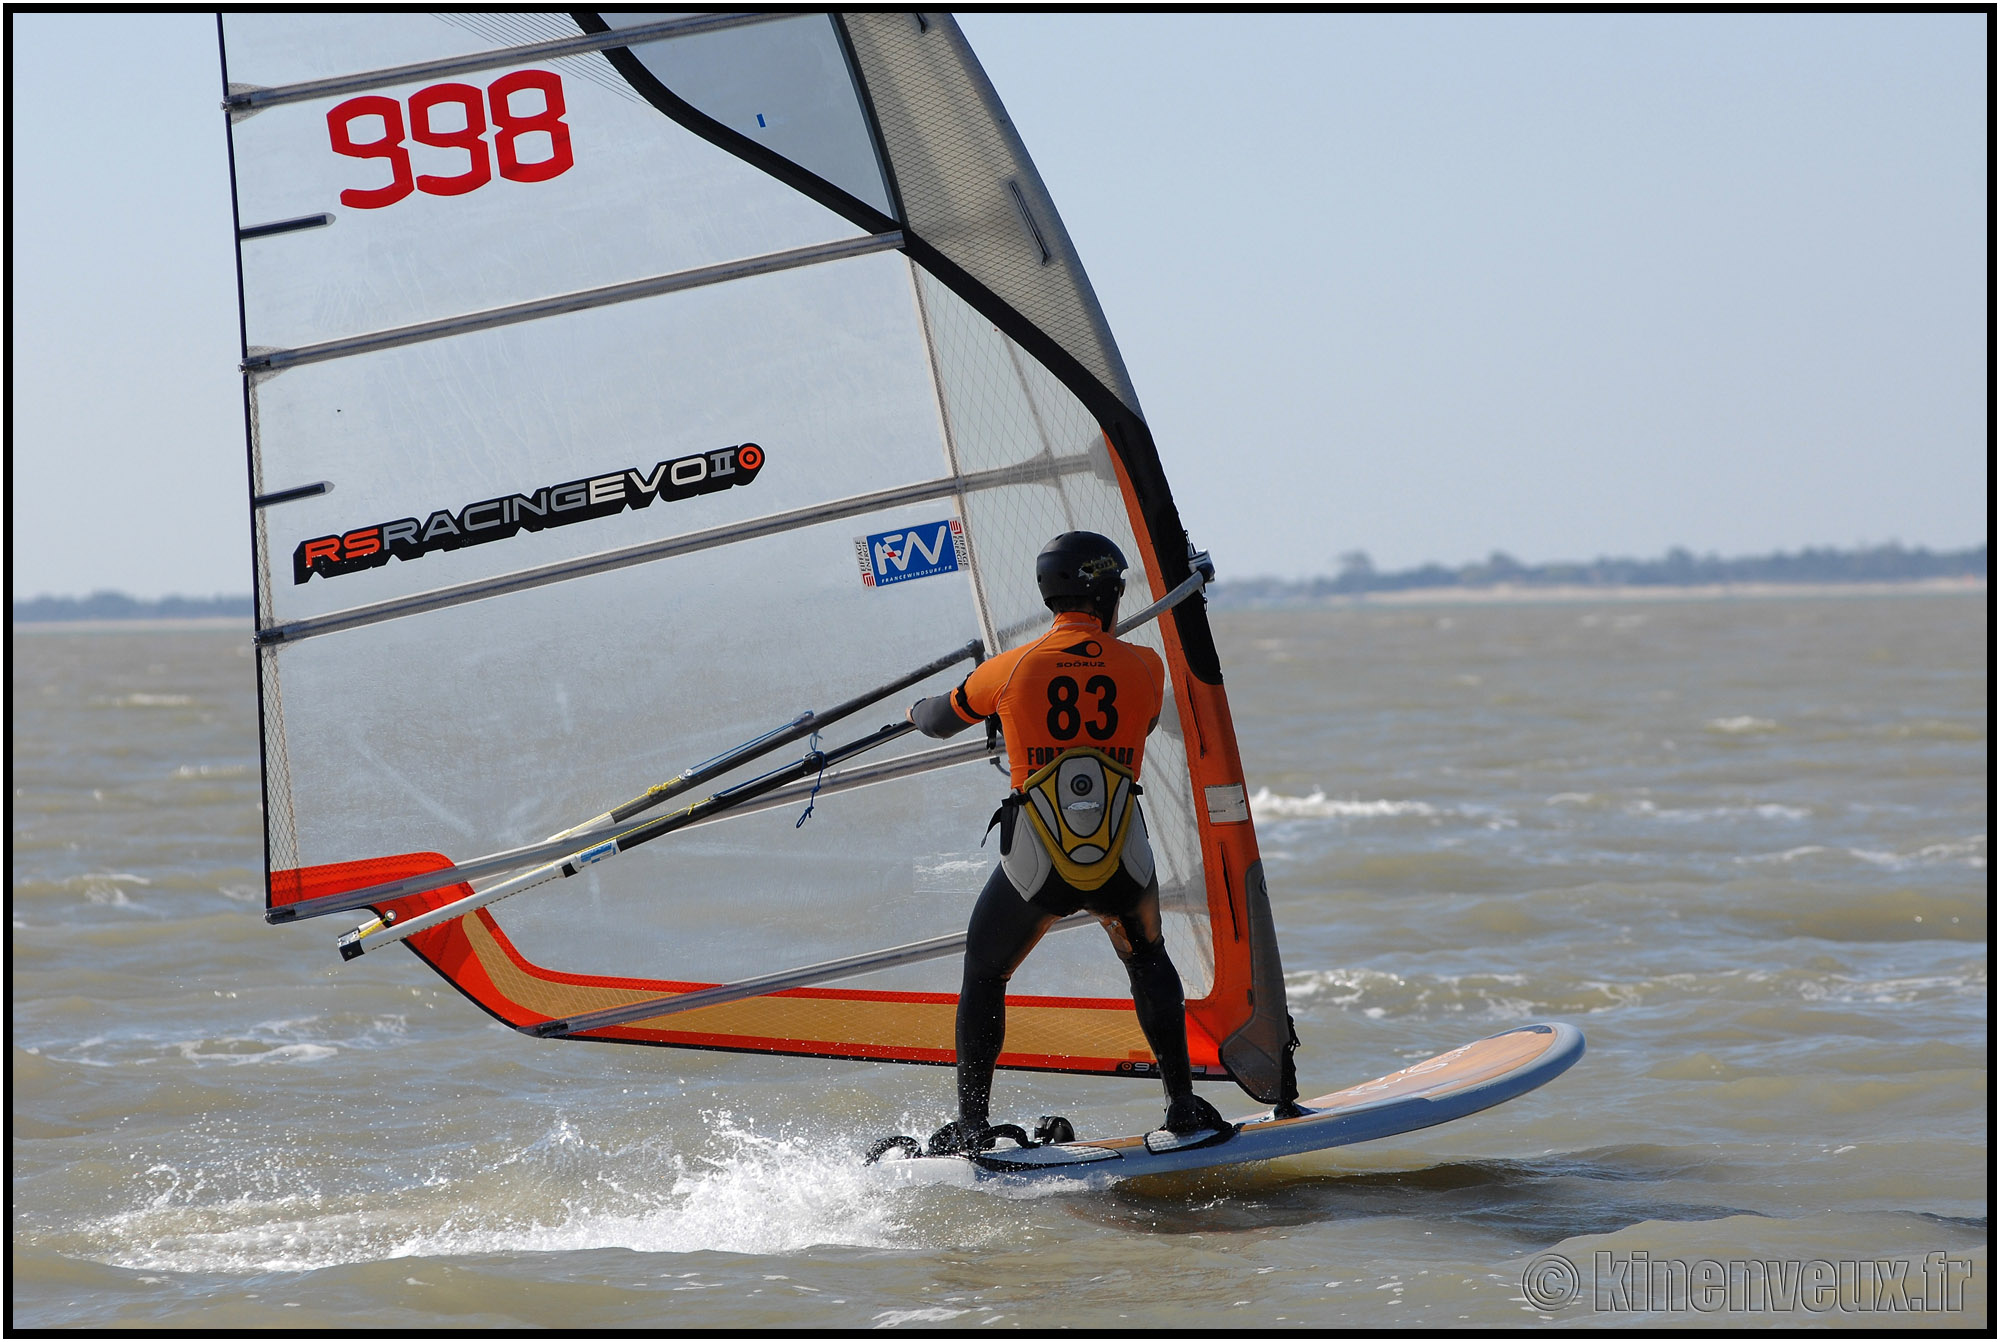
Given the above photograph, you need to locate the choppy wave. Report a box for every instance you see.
[913,858,988,888]
[1543,793,1815,823]
[1706,715,1779,734]
[8,870,225,920]
[916,859,985,875]
[1284,967,1628,1020]
[1254,788,1820,828]
[111,694,195,708]
[171,763,254,780]
[1625,799,1811,822]
[34,1014,414,1070]
[1284,959,1987,1022]
[1286,967,1546,1020]
[874,1307,973,1326]
[1790,971,1989,1006]
[1249,789,1440,820]
[14,872,168,915]
[1848,837,1988,870]
[1739,834,1985,871]
[80,872,151,889]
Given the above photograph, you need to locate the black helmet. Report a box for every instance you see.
[1036,531,1127,618]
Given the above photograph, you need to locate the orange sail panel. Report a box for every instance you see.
[402,909,1224,1078]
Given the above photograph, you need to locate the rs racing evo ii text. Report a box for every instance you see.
[291,443,766,584]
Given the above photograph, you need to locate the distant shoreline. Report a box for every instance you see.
[1212,541,1985,606]
[14,546,1986,623]
[12,616,251,633]
[1209,575,1987,609]
[8,576,1985,631]
[12,594,252,624]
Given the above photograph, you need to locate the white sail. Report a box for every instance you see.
[228,12,1293,1100]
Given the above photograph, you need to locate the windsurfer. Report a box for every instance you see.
[907,531,1229,1155]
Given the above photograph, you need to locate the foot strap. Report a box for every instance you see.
[863,1134,922,1165]
[866,1118,1070,1164]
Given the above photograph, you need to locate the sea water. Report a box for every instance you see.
[10,593,1987,1329]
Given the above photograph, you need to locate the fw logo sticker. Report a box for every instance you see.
[856,518,971,588]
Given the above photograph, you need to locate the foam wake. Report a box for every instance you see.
[79,1111,1010,1277]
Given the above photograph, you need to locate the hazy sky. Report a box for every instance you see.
[10,11,1987,597]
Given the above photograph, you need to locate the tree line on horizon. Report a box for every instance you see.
[1212,541,1987,603]
[12,592,255,622]
[9,542,1987,621]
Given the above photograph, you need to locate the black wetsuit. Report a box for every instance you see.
[910,612,1198,1130]
[954,809,1193,1127]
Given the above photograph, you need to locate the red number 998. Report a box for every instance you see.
[326,70,572,210]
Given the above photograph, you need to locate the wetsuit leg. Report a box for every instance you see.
[1096,883,1196,1103]
[956,864,1058,1126]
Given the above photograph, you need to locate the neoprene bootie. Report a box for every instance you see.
[1162,1092,1229,1135]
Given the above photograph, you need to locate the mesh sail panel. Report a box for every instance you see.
[910,270,1215,998]
[839,13,1142,420]
[600,12,894,217]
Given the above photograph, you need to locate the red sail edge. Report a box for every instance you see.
[269,852,473,918]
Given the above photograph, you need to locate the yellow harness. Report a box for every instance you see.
[1015,747,1141,891]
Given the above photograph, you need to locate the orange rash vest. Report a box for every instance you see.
[946,612,1167,790]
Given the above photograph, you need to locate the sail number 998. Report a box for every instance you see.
[326,70,572,210]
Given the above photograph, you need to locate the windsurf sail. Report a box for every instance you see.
[224,12,1296,1103]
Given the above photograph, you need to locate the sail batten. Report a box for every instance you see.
[245,231,906,373]
[226,13,785,112]
[536,915,1099,1039]
[238,212,335,241]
